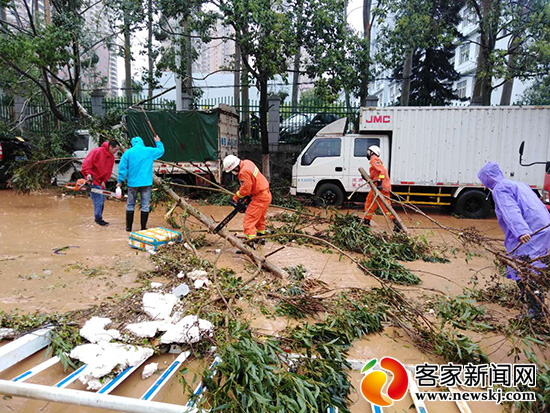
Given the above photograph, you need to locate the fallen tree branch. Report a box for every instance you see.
[153,174,287,279]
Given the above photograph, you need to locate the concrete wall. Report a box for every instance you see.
[239,143,306,181]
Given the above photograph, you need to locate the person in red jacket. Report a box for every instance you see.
[223,155,271,244]
[363,145,401,233]
[81,140,119,226]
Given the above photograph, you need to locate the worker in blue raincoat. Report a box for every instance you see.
[478,162,550,319]
[117,136,165,232]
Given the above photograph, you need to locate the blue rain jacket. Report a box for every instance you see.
[118,137,165,187]
[478,162,550,280]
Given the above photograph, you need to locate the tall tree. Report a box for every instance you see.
[468,0,550,105]
[377,0,464,105]
[218,0,294,179]
[0,0,101,120]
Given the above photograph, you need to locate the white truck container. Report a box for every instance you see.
[290,106,550,218]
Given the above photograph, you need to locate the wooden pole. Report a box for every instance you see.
[358,167,409,235]
[153,175,287,279]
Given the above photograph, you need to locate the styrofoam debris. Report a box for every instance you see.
[0,328,15,340]
[160,315,213,345]
[150,282,163,289]
[143,293,177,320]
[186,269,208,280]
[194,279,210,289]
[172,283,190,298]
[80,317,121,343]
[177,271,185,279]
[125,321,165,338]
[142,362,158,379]
[70,342,153,390]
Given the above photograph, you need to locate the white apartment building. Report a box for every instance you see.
[370,5,531,106]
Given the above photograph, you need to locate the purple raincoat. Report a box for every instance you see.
[478,162,550,280]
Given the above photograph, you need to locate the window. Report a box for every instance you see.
[354,138,381,157]
[463,7,478,25]
[456,80,468,99]
[301,138,341,166]
[459,44,470,65]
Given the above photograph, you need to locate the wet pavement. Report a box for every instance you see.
[0,190,523,412]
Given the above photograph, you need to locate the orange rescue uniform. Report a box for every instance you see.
[233,160,272,239]
[364,154,394,221]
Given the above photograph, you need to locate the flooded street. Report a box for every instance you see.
[0,189,537,413]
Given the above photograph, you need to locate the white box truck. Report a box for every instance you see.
[290,106,550,218]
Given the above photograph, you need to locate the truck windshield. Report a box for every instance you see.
[301,138,341,166]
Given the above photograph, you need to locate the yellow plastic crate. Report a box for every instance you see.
[129,227,182,252]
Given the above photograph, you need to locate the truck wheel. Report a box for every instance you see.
[314,183,344,207]
[171,178,189,196]
[454,189,491,218]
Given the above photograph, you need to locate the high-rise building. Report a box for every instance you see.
[193,21,235,75]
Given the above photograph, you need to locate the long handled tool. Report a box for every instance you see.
[213,196,251,234]
[65,178,119,198]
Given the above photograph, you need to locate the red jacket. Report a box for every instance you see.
[233,159,270,201]
[81,142,115,186]
[369,155,391,191]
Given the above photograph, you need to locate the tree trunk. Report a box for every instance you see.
[183,19,193,98]
[500,35,519,106]
[291,49,301,109]
[359,0,372,106]
[147,0,154,109]
[233,43,240,108]
[471,0,500,106]
[400,49,413,106]
[241,58,250,138]
[259,78,270,180]
[124,16,132,104]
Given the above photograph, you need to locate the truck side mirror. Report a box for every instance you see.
[519,141,525,157]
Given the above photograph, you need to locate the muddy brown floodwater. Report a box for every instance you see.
[0,190,539,413]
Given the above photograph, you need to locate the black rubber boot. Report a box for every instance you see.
[126,211,134,232]
[141,211,149,230]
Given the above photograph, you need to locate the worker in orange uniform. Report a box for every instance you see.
[364,145,401,233]
[223,155,272,244]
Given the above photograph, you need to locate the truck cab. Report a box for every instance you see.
[291,119,389,205]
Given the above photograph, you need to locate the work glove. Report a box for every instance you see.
[229,199,247,213]
[376,180,383,191]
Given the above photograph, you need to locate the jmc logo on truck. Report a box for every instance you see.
[364,115,391,124]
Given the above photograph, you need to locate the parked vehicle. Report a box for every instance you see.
[290,106,550,218]
[56,105,239,187]
[279,113,340,143]
[0,137,32,187]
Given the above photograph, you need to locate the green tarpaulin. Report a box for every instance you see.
[126,109,219,162]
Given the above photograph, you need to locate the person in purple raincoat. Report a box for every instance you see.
[478,162,550,319]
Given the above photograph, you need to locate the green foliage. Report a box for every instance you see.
[430,329,490,364]
[376,0,464,104]
[9,123,81,192]
[516,350,550,412]
[0,310,82,371]
[519,76,550,106]
[202,291,387,412]
[431,294,494,331]
[360,255,421,285]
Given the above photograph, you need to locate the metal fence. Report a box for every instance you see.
[0,96,175,136]
[197,97,360,144]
